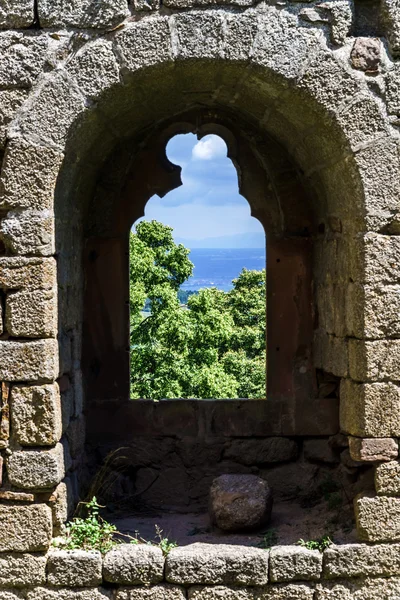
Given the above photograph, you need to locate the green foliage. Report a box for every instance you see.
[55,497,117,554]
[154,525,178,556]
[55,498,178,555]
[258,528,279,549]
[129,220,266,399]
[297,535,333,552]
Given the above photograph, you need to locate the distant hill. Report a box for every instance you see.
[175,231,265,249]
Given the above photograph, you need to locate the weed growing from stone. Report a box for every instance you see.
[54,497,117,554]
[297,535,332,552]
[53,498,179,555]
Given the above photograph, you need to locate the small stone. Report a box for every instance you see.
[11,384,62,447]
[7,443,66,490]
[299,8,328,23]
[355,493,400,542]
[375,461,400,495]
[0,552,46,586]
[0,257,56,290]
[323,542,400,578]
[188,584,315,599]
[27,589,111,600]
[0,504,52,552]
[349,437,398,462]
[0,339,58,382]
[351,37,381,72]
[103,544,164,585]
[166,543,269,586]
[47,550,102,586]
[116,587,185,600]
[209,474,272,532]
[270,545,322,582]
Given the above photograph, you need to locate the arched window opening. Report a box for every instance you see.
[129,134,266,400]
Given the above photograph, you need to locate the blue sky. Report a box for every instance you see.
[137,134,265,248]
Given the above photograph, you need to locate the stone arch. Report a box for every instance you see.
[0,5,399,531]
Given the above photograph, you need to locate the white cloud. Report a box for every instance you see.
[192,135,227,161]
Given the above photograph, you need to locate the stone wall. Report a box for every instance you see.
[1,0,400,594]
[2,542,400,599]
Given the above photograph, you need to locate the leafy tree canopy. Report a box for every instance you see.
[130,220,266,399]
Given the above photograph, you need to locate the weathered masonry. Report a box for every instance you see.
[1,0,400,597]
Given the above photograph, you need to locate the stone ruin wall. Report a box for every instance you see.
[1,0,400,597]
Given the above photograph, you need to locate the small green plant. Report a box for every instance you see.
[57,497,117,554]
[258,528,278,549]
[297,535,332,552]
[154,525,178,556]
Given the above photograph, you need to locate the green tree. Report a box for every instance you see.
[129,220,266,399]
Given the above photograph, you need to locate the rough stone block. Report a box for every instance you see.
[313,330,348,378]
[0,209,54,256]
[51,479,74,532]
[356,139,400,233]
[340,379,400,437]
[103,544,164,585]
[27,589,111,600]
[323,543,400,578]
[0,339,58,382]
[210,474,272,532]
[337,95,387,152]
[262,462,318,501]
[375,461,400,495]
[115,18,172,73]
[7,443,66,490]
[350,37,381,72]
[0,32,48,88]
[0,90,27,148]
[224,438,298,465]
[0,504,52,552]
[381,0,400,56]
[11,384,62,447]
[0,0,34,28]
[349,338,400,382]
[361,233,400,285]
[0,592,24,600]
[188,584,315,599]
[47,550,102,587]
[303,439,339,464]
[270,545,322,582]
[67,39,120,100]
[349,436,398,462]
[252,8,320,80]
[116,588,186,600]
[10,70,86,150]
[355,493,400,541]
[0,141,63,211]
[386,65,400,114]
[38,0,129,28]
[0,552,46,586]
[346,283,400,339]
[6,288,56,338]
[316,577,400,599]
[166,543,269,586]
[170,12,223,60]
[0,257,56,290]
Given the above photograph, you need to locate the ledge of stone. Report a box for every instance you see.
[166,543,269,586]
[102,544,164,585]
[47,550,102,587]
[269,545,322,582]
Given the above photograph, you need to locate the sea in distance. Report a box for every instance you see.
[181,248,266,292]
